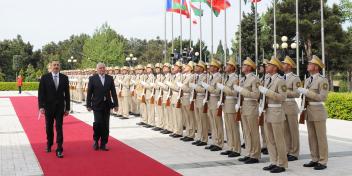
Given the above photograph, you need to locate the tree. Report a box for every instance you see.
[24,64,37,82]
[82,23,125,68]
[215,40,225,62]
[339,0,352,23]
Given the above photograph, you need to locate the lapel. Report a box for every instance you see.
[267,74,278,89]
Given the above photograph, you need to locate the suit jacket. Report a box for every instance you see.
[38,72,70,113]
[86,74,118,111]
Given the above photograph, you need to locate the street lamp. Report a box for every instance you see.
[68,56,77,69]
[273,36,297,59]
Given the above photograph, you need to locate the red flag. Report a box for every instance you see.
[213,0,231,10]
[192,19,198,24]
[251,0,261,3]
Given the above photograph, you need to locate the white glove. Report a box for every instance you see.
[259,106,264,114]
[165,81,171,86]
[259,86,269,95]
[189,83,197,89]
[131,80,136,84]
[176,82,183,88]
[235,104,240,112]
[150,83,155,87]
[157,82,164,87]
[118,80,123,84]
[216,83,225,91]
[297,87,309,95]
[141,81,146,86]
[233,85,243,93]
[201,82,209,90]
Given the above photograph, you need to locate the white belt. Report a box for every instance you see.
[244,98,257,101]
[268,104,282,108]
[285,98,296,102]
[309,102,324,106]
[183,93,190,96]
[226,96,237,100]
[197,93,205,96]
[210,94,219,97]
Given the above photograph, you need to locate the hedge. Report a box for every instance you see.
[325,92,352,121]
[0,82,39,91]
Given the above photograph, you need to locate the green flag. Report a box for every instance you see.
[190,3,203,16]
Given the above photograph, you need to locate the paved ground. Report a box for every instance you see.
[1,91,352,176]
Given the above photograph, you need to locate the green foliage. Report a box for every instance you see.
[326,92,352,121]
[339,0,352,23]
[24,64,37,82]
[0,82,39,91]
[82,23,125,68]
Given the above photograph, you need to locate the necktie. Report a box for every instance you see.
[101,75,105,86]
[266,77,272,87]
[284,75,287,80]
[54,75,58,90]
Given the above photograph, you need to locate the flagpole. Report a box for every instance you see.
[239,0,242,75]
[211,0,214,59]
[321,0,325,76]
[273,0,277,58]
[255,1,258,75]
[180,6,183,57]
[172,3,174,63]
[189,4,192,49]
[164,0,168,63]
[224,1,227,65]
[200,2,203,62]
[296,0,299,76]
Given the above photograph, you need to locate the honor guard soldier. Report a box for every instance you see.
[158,63,173,134]
[298,55,329,170]
[259,57,288,173]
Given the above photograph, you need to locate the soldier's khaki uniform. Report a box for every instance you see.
[206,71,223,148]
[136,67,147,123]
[129,72,138,115]
[263,72,288,168]
[145,72,156,126]
[121,68,131,118]
[283,72,301,157]
[238,66,261,159]
[180,71,196,139]
[115,73,123,116]
[161,71,173,132]
[223,72,241,153]
[155,71,165,129]
[168,71,184,135]
[194,71,208,143]
[304,57,329,166]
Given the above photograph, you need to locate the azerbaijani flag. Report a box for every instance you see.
[166,0,190,18]
[190,3,203,17]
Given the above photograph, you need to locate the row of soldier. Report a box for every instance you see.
[63,55,329,173]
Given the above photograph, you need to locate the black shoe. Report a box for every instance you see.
[210,146,222,151]
[100,145,109,151]
[287,155,298,161]
[183,137,194,142]
[180,137,188,141]
[56,150,64,158]
[144,125,153,128]
[46,146,52,153]
[136,122,145,126]
[160,130,168,133]
[314,163,327,170]
[196,142,207,146]
[270,166,285,173]
[220,150,232,155]
[152,127,162,131]
[263,164,277,171]
[303,161,318,167]
[134,114,141,117]
[261,148,268,155]
[244,158,259,164]
[192,140,201,145]
[228,152,241,158]
[162,130,172,134]
[116,115,122,117]
[241,143,246,149]
[238,156,250,162]
[169,133,176,137]
[120,117,129,120]
[93,141,99,151]
[173,134,183,138]
[205,145,215,150]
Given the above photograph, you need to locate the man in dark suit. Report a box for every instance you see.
[86,63,118,151]
[38,60,70,158]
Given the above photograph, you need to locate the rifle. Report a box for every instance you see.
[157,75,163,106]
[203,73,210,113]
[176,74,183,109]
[118,75,123,97]
[299,75,307,124]
[150,76,155,104]
[258,73,268,126]
[131,75,136,96]
[141,76,146,104]
[217,74,225,117]
[235,74,242,121]
[190,74,197,111]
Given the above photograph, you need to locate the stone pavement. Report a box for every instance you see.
[1,91,352,176]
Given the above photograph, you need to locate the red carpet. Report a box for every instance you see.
[10,96,180,176]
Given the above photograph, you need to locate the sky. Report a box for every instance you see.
[0,0,346,52]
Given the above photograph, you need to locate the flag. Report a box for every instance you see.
[167,0,190,18]
[212,0,231,10]
[251,0,261,3]
[192,19,198,24]
[190,3,203,16]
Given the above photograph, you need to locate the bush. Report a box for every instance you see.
[326,92,352,121]
[0,82,39,91]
